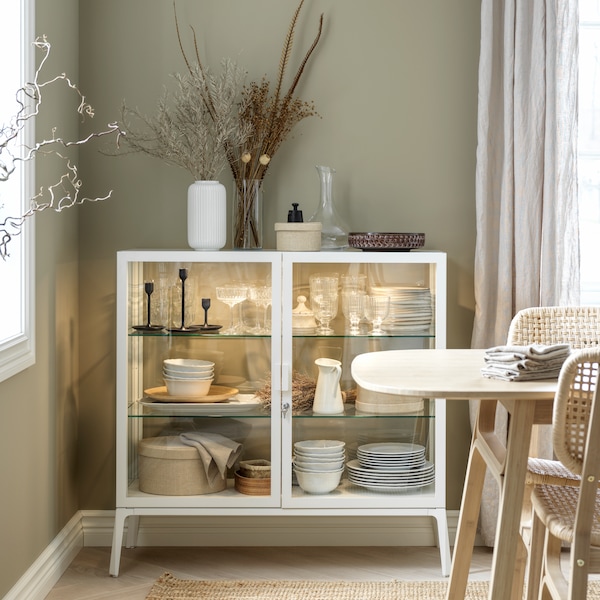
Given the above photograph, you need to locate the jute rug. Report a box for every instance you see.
[145,572,600,599]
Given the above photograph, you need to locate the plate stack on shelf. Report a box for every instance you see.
[346,442,435,492]
[368,285,432,332]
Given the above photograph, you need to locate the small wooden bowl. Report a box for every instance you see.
[234,471,271,496]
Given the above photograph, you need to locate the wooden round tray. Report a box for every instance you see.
[143,385,238,403]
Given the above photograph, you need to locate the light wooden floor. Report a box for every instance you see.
[44,545,494,600]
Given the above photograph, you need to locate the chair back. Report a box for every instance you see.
[552,348,600,477]
[507,306,600,348]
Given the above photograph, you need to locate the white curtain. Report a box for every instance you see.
[470,0,579,546]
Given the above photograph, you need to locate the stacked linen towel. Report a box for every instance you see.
[481,343,571,381]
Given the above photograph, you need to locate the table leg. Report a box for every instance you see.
[445,432,487,600]
[488,400,535,600]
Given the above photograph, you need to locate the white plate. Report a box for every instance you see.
[140,394,262,415]
[347,459,433,476]
[357,442,426,457]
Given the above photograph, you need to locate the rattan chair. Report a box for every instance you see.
[506,306,600,597]
[527,348,600,599]
[508,306,600,487]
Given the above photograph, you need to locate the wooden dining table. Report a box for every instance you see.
[351,348,558,600]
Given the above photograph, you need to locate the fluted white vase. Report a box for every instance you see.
[187,181,226,251]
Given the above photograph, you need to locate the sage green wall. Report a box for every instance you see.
[77,0,479,512]
[0,2,80,596]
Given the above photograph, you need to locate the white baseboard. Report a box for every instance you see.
[7,509,475,599]
[3,512,83,600]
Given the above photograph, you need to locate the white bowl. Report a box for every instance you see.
[294,467,344,494]
[356,386,423,405]
[164,377,213,397]
[163,358,215,373]
[293,452,345,463]
[294,440,346,454]
[355,400,424,415]
[163,369,214,380]
[293,459,345,472]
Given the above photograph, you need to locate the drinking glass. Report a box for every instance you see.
[309,274,339,335]
[216,284,248,334]
[341,273,367,293]
[342,290,366,335]
[364,295,390,335]
[248,285,272,334]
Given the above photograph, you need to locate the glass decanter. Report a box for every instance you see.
[309,165,349,250]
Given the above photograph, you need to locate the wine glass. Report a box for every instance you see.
[342,290,366,335]
[248,285,272,334]
[216,285,248,334]
[364,295,390,335]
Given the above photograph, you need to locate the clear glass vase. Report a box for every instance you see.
[309,165,349,250]
[232,179,263,250]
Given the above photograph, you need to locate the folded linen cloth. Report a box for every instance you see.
[179,432,243,487]
[484,343,570,362]
[481,343,571,381]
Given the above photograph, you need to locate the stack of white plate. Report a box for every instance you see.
[346,442,435,492]
[163,358,214,396]
[369,285,432,332]
[292,440,346,494]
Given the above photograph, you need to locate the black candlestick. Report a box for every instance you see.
[132,280,164,332]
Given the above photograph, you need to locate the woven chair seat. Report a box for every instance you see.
[526,457,581,486]
[532,483,600,547]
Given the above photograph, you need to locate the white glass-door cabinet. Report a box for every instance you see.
[110,249,448,577]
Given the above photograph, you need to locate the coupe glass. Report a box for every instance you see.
[364,295,390,335]
[216,284,248,334]
[248,285,272,334]
[342,290,366,335]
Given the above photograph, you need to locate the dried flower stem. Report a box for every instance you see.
[174,1,324,248]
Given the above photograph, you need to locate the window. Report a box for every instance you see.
[579,4,600,305]
[0,0,35,382]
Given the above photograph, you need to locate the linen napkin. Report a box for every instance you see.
[179,432,243,487]
[481,343,570,381]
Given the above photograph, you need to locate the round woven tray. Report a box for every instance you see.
[348,232,425,251]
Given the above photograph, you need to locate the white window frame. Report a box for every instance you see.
[0,0,35,383]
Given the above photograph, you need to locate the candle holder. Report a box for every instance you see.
[193,298,222,332]
[132,281,164,332]
[167,268,201,333]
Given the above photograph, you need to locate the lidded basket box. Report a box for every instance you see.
[138,435,226,495]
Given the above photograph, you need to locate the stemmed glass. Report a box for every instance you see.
[248,285,272,334]
[216,284,248,334]
[364,295,390,335]
[342,290,366,335]
[309,273,339,335]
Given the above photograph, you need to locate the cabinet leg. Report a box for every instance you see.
[433,509,451,576]
[109,509,131,577]
[125,514,140,548]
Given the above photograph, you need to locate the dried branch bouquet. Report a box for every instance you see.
[116,58,249,181]
[0,37,120,259]
[176,0,324,248]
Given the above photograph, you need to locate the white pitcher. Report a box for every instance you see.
[313,358,344,414]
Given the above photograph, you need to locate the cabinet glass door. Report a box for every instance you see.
[117,251,281,508]
[281,253,446,509]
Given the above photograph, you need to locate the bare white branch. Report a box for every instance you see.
[0,36,121,259]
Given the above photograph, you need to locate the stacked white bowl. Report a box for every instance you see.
[163,358,214,397]
[293,440,345,494]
